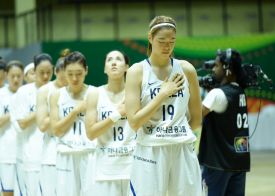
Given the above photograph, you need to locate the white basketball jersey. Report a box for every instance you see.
[41,81,58,165]
[57,86,96,153]
[11,83,44,170]
[95,86,136,180]
[138,59,196,146]
[0,86,17,164]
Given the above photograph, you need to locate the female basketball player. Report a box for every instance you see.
[36,49,69,195]
[0,60,6,89]
[11,53,53,196]
[85,50,136,196]
[0,61,24,196]
[125,16,202,196]
[50,51,96,196]
[23,62,36,84]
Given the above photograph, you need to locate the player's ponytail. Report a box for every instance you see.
[56,48,71,72]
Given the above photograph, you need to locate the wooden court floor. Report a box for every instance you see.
[246,150,275,196]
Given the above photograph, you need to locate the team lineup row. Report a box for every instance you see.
[0,15,250,196]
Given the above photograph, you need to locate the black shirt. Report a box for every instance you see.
[199,84,250,172]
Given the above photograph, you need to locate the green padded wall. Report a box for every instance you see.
[42,33,275,100]
[42,40,147,86]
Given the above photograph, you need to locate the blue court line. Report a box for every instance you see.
[0,180,14,192]
[15,167,23,196]
[130,181,136,196]
[39,181,43,196]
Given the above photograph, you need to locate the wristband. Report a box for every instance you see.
[109,110,122,123]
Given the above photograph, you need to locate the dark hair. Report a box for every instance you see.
[0,60,7,71]
[33,53,52,69]
[121,51,130,65]
[217,49,245,88]
[55,48,71,72]
[106,50,130,65]
[6,60,24,73]
[147,15,176,56]
[64,51,87,70]
[217,49,242,71]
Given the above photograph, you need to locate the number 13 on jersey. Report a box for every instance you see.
[113,126,124,141]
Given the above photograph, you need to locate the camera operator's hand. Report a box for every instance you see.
[199,75,218,91]
[159,73,184,98]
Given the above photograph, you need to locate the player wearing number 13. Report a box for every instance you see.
[85,50,136,196]
[125,16,202,196]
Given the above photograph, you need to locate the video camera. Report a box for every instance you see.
[198,75,218,89]
[198,60,273,90]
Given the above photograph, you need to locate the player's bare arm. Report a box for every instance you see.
[17,112,36,130]
[85,88,113,140]
[181,60,202,130]
[50,90,85,137]
[0,114,10,128]
[126,63,183,131]
[36,85,50,132]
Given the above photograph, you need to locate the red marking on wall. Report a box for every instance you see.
[247,97,275,113]
[122,39,147,55]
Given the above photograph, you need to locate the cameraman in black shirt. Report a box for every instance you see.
[199,48,250,196]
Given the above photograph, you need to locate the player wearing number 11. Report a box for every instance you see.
[50,51,96,196]
[125,16,202,195]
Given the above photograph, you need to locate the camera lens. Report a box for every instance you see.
[203,60,215,70]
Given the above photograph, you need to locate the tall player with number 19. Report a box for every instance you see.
[50,51,96,196]
[125,16,202,196]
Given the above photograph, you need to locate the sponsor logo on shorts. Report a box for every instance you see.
[133,155,157,164]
